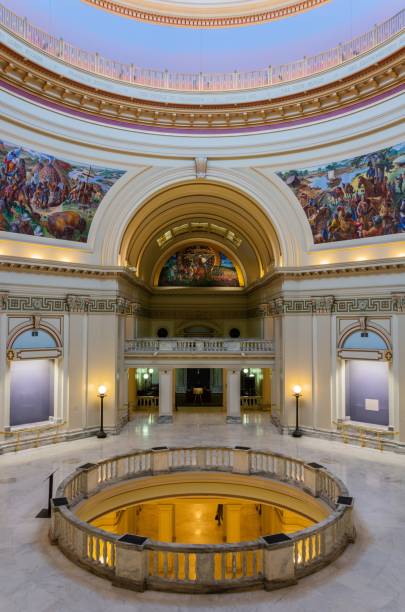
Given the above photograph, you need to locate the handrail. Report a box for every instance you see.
[51,446,355,592]
[125,337,274,353]
[0,4,403,92]
[0,421,65,451]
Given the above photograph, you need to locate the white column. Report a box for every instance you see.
[158,368,173,423]
[226,368,241,423]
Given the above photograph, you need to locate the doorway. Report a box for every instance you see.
[176,368,223,408]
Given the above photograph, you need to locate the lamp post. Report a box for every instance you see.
[97,385,107,439]
[292,385,302,438]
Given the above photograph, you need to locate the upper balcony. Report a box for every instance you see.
[125,338,274,355]
[0,4,403,97]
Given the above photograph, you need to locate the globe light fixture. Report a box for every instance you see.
[143,373,149,380]
[98,385,107,396]
[148,368,154,374]
[292,385,302,438]
[96,385,107,439]
[243,368,249,374]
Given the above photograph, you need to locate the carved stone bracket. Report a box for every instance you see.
[269,298,285,316]
[392,293,405,313]
[115,297,130,315]
[0,292,8,311]
[311,295,335,314]
[66,294,90,313]
[195,157,207,179]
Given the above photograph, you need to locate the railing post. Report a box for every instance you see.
[337,496,356,543]
[49,498,69,542]
[114,536,148,591]
[151,447,170,473]
[373,24,378,46]
[78,463,99,497]
[116,456,129,479]
[196,552,214,583]
[268,65,273,85]
[233,446,251,474]
[303,462,325,497]
[197,448,206,469]
[262,535,296,590]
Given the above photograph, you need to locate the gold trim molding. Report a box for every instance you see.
[82,0,329,29]
[0,43,403,131]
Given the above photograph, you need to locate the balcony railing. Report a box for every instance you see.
[0,4,403,92]
[125,338,274,354]
[51,446,355,593]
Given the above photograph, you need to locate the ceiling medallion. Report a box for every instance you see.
[82,0,330,28]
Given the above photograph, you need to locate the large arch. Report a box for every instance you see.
[93,166,312,271]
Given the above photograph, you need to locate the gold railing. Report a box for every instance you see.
[335,421,398,452]
[0,4,403,92]
[0,421,65,452]
[240,395,263,409]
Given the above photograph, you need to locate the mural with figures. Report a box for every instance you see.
[0,139,125,241]
[277,142,405,243]
[158,244,241,287]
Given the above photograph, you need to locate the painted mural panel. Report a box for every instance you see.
[158,245,241,287]
[0,139,125,241]
[277,142,405,243]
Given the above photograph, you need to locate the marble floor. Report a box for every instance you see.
[1,411,405,612]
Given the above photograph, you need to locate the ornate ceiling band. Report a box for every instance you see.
[0,43,403,132]
[82,0,329,28]
[2,257,405,285]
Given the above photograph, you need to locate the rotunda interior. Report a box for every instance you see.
[0,0,404,609]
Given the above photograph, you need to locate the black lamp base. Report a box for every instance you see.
[96,430,107,439]
[292,429,303,438]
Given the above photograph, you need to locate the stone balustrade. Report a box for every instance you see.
[51,446,355,593]
[0,3,403,92]
[125,338,274,355]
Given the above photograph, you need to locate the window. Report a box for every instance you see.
[12,329,57,349]
[342,330,388,350]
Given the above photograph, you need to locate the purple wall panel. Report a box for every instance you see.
[10,360,54,426]
[345,360,389,426]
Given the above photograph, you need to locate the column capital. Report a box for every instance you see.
[311,295,335,314]
[66,294,90,313]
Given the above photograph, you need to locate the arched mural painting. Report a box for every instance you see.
[278,142,405,243]
[157,244,241,287]
[0,138,125,241]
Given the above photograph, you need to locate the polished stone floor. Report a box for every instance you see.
[1,411,405,612]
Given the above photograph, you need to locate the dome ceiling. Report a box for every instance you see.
[82,0,330,28]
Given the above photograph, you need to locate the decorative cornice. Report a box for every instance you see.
[82,0,329,29]
[0,42,403,132]
[257,294,405,317]
[0,293,146,315]
[1,289,405,317]
[2,256,405,292]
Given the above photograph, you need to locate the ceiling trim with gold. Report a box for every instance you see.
[82,0,330,28]
[0,42,403,133]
